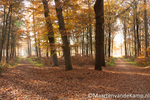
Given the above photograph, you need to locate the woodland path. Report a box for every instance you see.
[0,58,150,100]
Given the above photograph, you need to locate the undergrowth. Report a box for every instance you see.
[0,65,4,74]
[123,57,138,66]
[0,57,22,74]
[123,56,150,67]
[26,57,43,67]
[106,57,115,66]
[7,57,22,67]
[27,55,116,67]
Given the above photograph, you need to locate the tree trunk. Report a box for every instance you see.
[82,28,85,56]
[38,40,41,58]
[18,47,19,56]
[133,9,137,57]
[27,36,31,57]
[33,9,39,58]
[35,37,38,57]
[0,5,11,62]
[108,21,111,57]
[29,39,32,56]
[42,0,59,66]
[55,0,72,71]
[46,40,49,57]
[27,39,30,57]
[123,20,127,57]
[112,37,113,56]
[136,22,140,56]
[134,24,137,57]
[10,18,15,59]
[86,27,89,55]
[0,6,6,62]
[88,0,93,56]
[94,0,105,70]
[2,50,5,57]
[89,25,93,56]
[134,0,138,57]
[144,0,148,57]
[105,37,107,56]
[6,6,12,62]
[129,30,131,56]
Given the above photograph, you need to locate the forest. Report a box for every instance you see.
[0,0,150,99]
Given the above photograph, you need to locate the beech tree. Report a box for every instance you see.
[94,0,106,70]
[0,4,12,62]
[0,0,24,62]
[42,0,59,66]
[144,0,148,57]
[54,0,73,71]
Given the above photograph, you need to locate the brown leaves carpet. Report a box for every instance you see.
[0,58,150,100]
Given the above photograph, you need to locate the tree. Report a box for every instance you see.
[0,4,12,62]
[54,0,73,71]
[6,4,12,62]
[144,0,148,57]
[42,0,59,66]
[94,0,106,71]
[0,0,25,62]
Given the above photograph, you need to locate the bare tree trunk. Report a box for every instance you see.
[6,6,12,62]
[18,47,19,56]
[123,20,127,57]
[0,4,11,62]
[1,6,6,62]
[144,0,148,57]
[0,6,6,62]
[108,21,111,57]
[131,33,134,56]
[14,47,16,57]
[134,23,137,57]
[46,40,49,57]
[76,37,79,54]
[105,37,107,56]
[35,37,38,57]
[89,25,93,56]
[27,32,31,57]
[82,28,85,56]
[38,40,41,58]
[129,30,131,56]
[33,9,38,58]
[42,0,58,66]
[29,39,32,56]
[133,4,137,57]
[136,22,140,56]
[2,50,5,57]
[112,37,113,56]
[86,27,89,55]
[11,24,15,58]
[134,0,138,57]
[55,0,72,71]
[94,0,105,70]
[88,0,93,56]
[27,39,30,57]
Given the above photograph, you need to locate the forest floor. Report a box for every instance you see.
[0,58,150,100]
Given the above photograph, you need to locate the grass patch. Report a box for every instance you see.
[147,61,150,65]
[122,56,150,67]
[17,57,22,63]
[8,57,22,68]
[106,57,115,66]
[122,57,138,66]
[26,58,43,67]
[0,57,22,74]
[0,65,4,74]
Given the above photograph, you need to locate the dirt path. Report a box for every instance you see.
[104,58,150,96]
[0,58,150,100]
